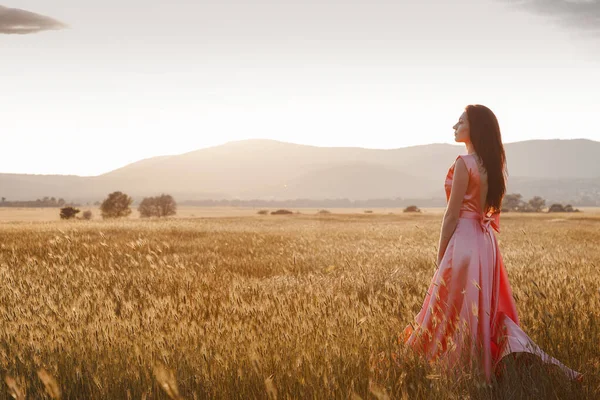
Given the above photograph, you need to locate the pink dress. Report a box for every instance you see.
[402,154,581,382]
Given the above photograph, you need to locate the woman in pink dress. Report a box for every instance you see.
[402,104,582,383]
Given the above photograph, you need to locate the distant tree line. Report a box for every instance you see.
[60,191,178,220]
[2,191,585,217]
[97,192,177,219]
[0,196,80,208]
[502,194,580,213]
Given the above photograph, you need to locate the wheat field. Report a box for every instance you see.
[0,211,598,399]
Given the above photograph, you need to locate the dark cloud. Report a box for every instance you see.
[499,0,600,35]
[0,5,66,34]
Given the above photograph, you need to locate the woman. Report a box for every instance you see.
[402,104,581,382]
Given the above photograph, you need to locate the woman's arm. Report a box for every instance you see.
[437,157,469,265]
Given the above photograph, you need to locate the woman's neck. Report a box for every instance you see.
[466,142,476,155]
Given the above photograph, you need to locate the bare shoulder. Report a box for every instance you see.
[453,156,469,182]
[454,156,468,172]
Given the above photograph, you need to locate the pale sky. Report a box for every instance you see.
[1,0,599,176]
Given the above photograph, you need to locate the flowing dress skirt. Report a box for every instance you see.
[402,211,582,382]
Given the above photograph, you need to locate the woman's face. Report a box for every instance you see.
[453,111,470,143]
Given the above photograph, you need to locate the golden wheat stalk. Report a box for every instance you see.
[264,375,278,400]
[153,363,183,400]
[4,375,26,400]
[37,369,61,399]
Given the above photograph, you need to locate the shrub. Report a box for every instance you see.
[548,204,565,213]
[364,210,373,214]
[60,206,80,220]
[403,205,421,213]
[548,203,581,213]
[82,210,93,220]
[317,209,331,214]
[257,210,269,215]
[271,209,293,215]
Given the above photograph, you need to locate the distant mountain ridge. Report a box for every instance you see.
[1,138,599,206]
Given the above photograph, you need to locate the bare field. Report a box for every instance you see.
[0,206,447,222]
[1,205,600,222]
[0,213,599,399]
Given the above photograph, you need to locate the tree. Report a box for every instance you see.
[155,194,177,217]
[503,193,524,212]
[138,194,177,218]
[528,196,546,212]
[60,206,80,220]
[100,191,133,219]
[138,197,155,218]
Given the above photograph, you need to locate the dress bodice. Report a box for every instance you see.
[445,154,482,215]
[445,154,501,232]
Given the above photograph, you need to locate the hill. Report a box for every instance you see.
[1,139,599,205]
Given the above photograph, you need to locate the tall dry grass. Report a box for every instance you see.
[0,213,598,398]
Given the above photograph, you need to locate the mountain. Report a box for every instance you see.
[0,174,87,200]
[239,162,440,200]
[504,139,600,179]
[1,138,599,205]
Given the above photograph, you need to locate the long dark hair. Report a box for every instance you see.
[465,104,507,213]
